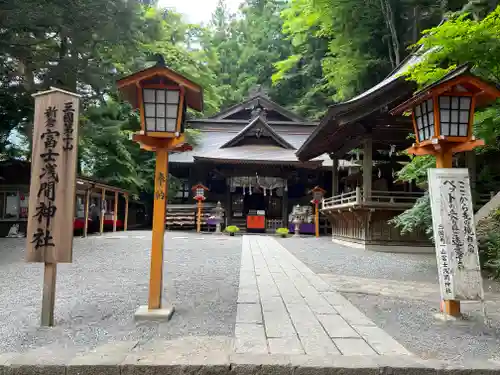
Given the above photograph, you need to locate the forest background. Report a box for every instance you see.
[2,0,500,273]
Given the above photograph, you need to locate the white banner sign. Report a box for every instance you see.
[428,168,484,301]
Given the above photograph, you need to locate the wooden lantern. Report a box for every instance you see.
[390,65,500,158]
[117,58,203,152]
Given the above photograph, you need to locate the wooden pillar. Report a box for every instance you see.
[282,185,288,227]
[362,138,373,201]
[225,178,232,226]
[83,188,91,237]
[41,263,57,326]
[149,148,168,309]
[113,191,118,232]
[196,200,203,233]
[124,194,129,232]
[100,188,106,235]
[314,202,319,237]
[331,158,339,196]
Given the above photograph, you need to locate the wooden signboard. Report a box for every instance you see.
[26,87,80,264]
[428,168,484,301]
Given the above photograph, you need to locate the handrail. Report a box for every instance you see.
[322,188,425,210]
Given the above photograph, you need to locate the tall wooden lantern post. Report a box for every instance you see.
[192,183,209,233]
[117,59,203,319]
[390,66,500,318]
[310,186,325,238]
[26,87,80,327]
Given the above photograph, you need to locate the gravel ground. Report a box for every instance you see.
[0,231,241,354]
[277,237,438,283]
[279,236,500,362]
[345,293,500,363]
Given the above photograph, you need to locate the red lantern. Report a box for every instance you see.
[192,183,209,201]
[310,186,326,205]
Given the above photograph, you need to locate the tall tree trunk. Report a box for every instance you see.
[412,5,420,44]
[380,0,401,67]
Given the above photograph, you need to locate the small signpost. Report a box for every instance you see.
[428,169,484,307]
[26,87,80,326]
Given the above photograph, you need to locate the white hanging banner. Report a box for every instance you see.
[428,168,484,301]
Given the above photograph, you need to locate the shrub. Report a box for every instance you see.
[276,227,289,237]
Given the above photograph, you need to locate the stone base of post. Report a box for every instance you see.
[134,305,175,322]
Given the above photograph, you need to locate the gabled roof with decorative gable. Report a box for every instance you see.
[169,93,356,169]
[220,115,296,150]
[211,94,308,123]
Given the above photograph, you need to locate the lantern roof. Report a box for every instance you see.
[117,60,204,112]
[390,64,500,115]
[191,183,209,191]
[310,186,326,194]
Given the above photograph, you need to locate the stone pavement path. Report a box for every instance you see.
[235,235,410,356]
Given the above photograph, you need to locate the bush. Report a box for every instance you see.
[276,227,289,237]
[477,214,500,279]
[225,225,240,234]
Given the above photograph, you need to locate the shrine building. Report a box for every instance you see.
[167,91,358,234]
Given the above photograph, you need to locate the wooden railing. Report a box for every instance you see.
[322,187,424,210]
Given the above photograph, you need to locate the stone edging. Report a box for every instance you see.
[2,353,500,375]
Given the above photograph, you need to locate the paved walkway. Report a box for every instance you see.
[235,235,410,356]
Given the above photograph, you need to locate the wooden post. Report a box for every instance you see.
[124,194,129,232]
[436,147,461,317]
[113,191,118,232]
[83,188,91,237]
[315,202,319,238]
[282,185,288,227]
[197,200,202,233]
[149,148,168,310]
[332,158,339,196]
[100,188,106,235]
[41,263,57,326]
[362,138,373,201]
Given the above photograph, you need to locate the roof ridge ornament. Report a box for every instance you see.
[248,84,269,99]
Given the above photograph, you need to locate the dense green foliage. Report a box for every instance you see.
[2,0,500,228]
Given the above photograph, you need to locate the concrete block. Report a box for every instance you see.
[6,365,66,375]
[299,333,341,356]
[286,304,326,338]
[134,305,174,322]
[302,290,338,315]
[268,337,304,355]
[236,303,263,324]
[332,303,376,327]
[301,274,331,292]
[333,338,377,356]
[317,314,359,338]
[6,349,71,374]
[0,354,15,375]
[261,297,286,313]
[353,325,411,355]
[237,288,260,304]
[263,310,297,338]
[321,292,350,307]
[229,354,294,375]
[234,323,267,354]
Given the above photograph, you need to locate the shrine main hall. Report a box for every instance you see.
[167,91,355,234]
